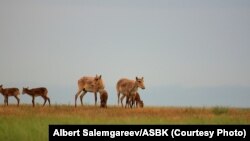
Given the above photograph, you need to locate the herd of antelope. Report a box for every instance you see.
[0,75,145,108]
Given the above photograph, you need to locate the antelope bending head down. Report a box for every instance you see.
[134,92,144,108]
[99,89,108,108]
[75,74,105,107]
[116,76,145,108]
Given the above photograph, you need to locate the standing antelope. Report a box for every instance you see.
[22,87,50,107]
[75,74,105,107]
[0,85,20,106]
[116,77,145,108]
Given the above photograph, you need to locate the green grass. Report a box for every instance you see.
[0,105,250,141]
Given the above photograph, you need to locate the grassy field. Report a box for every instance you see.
[0,104,250,141]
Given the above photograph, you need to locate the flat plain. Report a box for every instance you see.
[0,105,250,141]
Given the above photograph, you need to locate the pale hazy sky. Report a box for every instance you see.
[0,0,250,107]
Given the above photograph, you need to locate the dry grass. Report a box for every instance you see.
[0,104,250,124]
[0,104,250,141]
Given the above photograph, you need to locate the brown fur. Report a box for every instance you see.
[99,89,108,108]
[0,85,20,106]
[75,74,105,107]
[125,94,135,108]
[125,92,144,108]
[22,87,50,107]
[134,92,144,108]
[116,77,145,108]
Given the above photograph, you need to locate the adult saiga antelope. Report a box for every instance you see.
[0,85,20,106]
[22,87,50,107]
[75,74,105,107]
[116,77,145,108]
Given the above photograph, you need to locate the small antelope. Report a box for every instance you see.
[125,92,144,108]
[75,74,105,107]
[22,87,50,107]
[116,77,145,108]
[134,92,144,108]
[99,89,108,108]
[0,85,20,106]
